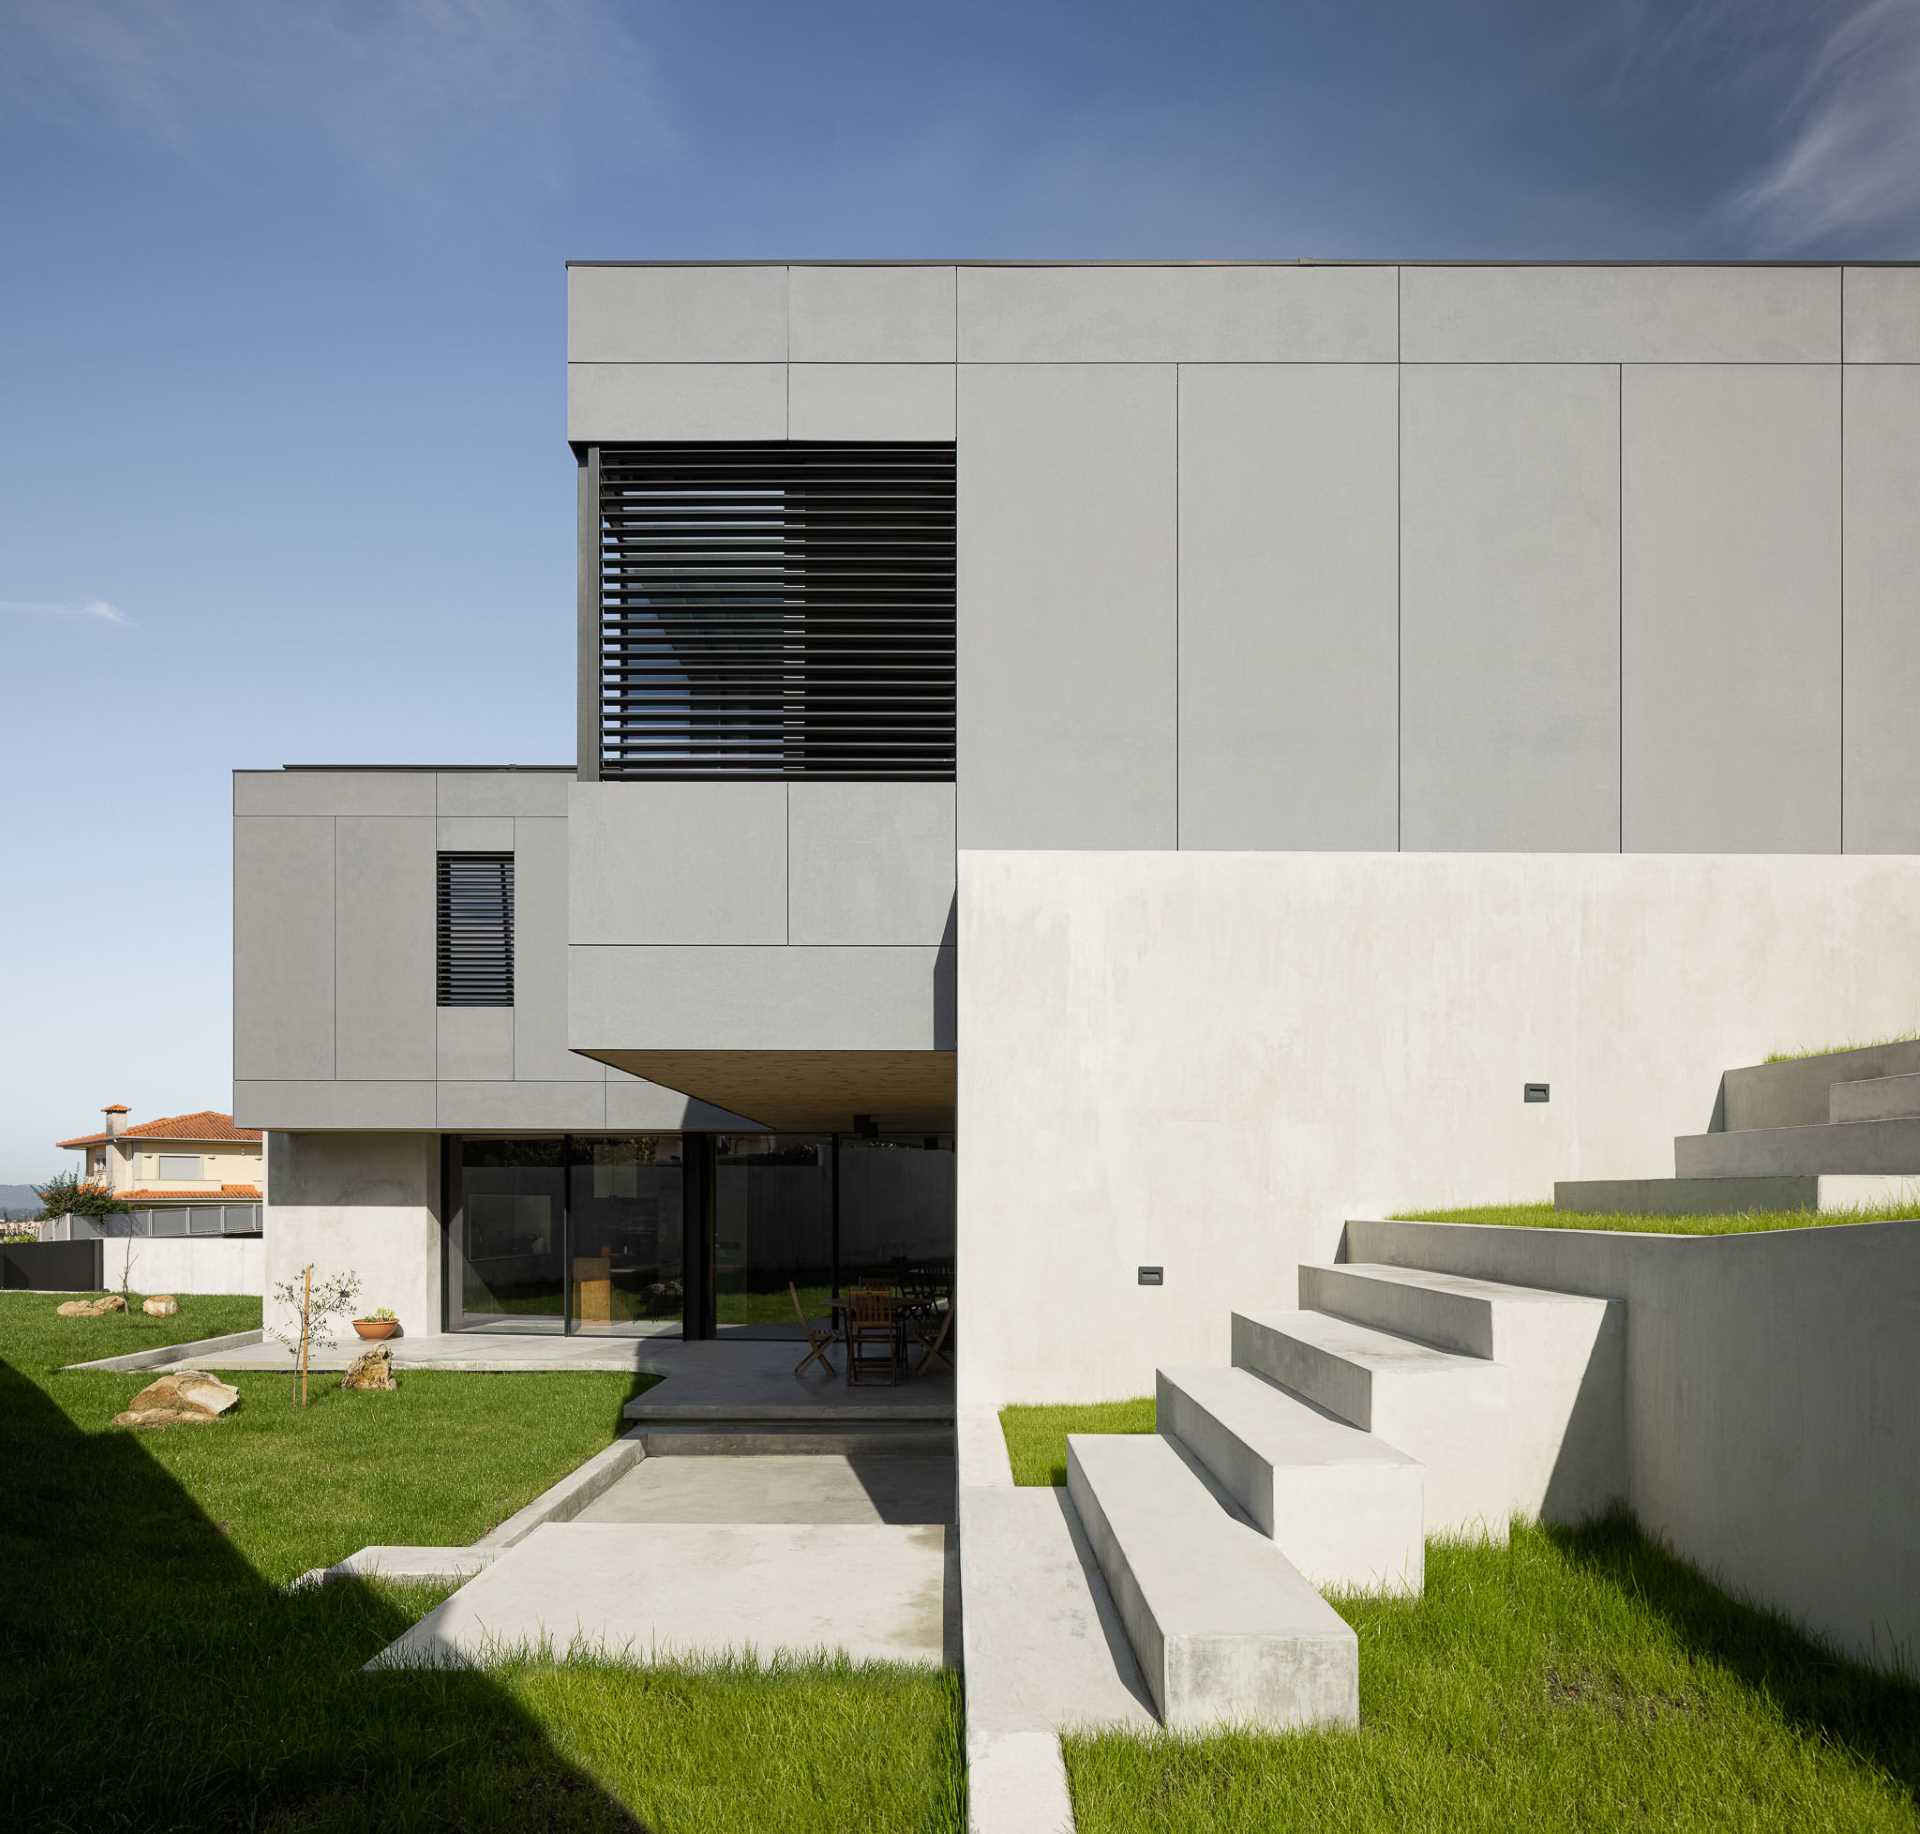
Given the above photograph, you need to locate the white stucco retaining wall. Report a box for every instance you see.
[100,1236,264,1297]
[957,850,1920,1408]
[263,1133,442,1340]
[1348,1217,1920,1674]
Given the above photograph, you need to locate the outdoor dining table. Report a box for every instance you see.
[827,1292,936,1374]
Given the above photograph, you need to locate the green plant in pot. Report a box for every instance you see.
[352,1305,399,1342]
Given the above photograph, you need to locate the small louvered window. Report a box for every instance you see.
[596,441,956,780]
[437,853,514,1007]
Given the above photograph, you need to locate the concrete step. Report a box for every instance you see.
[1155,1365,1422,1594]
[1555,1175,1823,1216]
[1830,1073,1920,1124]
[1065,1433,1358,1731]
[1720,1042,1920,1132]
[1232,1308,1509,1540]
[1299,1264,1627,1524]
[638,1422,954,1457]
[1675,1117,1920,1179]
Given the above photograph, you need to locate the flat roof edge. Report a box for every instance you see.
[564,257,1920,269]
[233,764,577,774]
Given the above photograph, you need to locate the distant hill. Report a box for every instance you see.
[0,1183,48,1220]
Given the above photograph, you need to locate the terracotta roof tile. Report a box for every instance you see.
[118,1185,262,1201]
[57,1110,264,1149]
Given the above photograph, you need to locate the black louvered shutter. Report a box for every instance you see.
[597,441,956,780]
[436,853,514,1007]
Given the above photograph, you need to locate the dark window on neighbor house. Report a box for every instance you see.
[437,853,514,1007]
[594,441,956,781]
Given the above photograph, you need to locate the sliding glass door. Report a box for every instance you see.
[449,1138,566,1333]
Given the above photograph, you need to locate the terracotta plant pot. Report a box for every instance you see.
[352,1319,399,1340]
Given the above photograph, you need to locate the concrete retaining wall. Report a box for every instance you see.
[1347,1216,1920,1674]
[100,1236,263,1297]
[958,848,1920,1410]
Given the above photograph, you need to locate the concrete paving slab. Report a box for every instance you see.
[293,1546,502,1590]
[575,1453,955,1526]
[370,1522,955,1670]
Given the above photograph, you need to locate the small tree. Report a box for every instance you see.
[33,1173,128,1223]
[266,1265,362,1407]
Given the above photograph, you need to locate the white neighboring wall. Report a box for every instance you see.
[100,1236,264,1296]
[957,849,1920,1408]
[262,1132,441,1341]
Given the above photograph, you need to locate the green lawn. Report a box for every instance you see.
[1067,1517,1920,1834]
[999,1396,1156,1486]
[1,1291,963,1833]
[1392,1201,1920,1237]
[1765,1032,1920,1063]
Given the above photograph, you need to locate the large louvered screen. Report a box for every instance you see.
[597,442,956,780]
[436,853,514,1007]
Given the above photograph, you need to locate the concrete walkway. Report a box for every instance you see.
[576,1453,954,1526]
[372,1521,958,1671]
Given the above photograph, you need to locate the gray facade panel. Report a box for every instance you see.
[233,816,334,1081]
[1401,265,1839,363]
[786,364,956,440]
[567,363,787,443]
[787,783,956,944]
[568,782,787,944]
[334,816,436,1080]
[957,363,1177,849]
[1400,364,1621,851]
[788,266,957,361]
[1843,268,1920,362]
[512,816,602,1080]
[235,1080,437,1131]
[1176,364,1398,849]
[958,265,1396,362]
[1622,364,1841,852]
[567,264,787,362]
[437,1008,514,1082]
[571,945,955,1052]
[436,816,514,851]
[234,770,436,816]
[437,1081,608,1132]
[1843,365,1920,851]
[434,772,572,818]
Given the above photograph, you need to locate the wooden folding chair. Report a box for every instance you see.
[790,1281,837,1378]
[847,1287,904,1386]
[913,1299,955,1375]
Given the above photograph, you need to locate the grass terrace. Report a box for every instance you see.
[1392,1200,1920,1237]
[1764,1032,1920,1063]
[3,1291,963,1833]
[1004,1400,1920,1832]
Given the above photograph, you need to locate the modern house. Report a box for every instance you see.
[234,260,1920,1396]
[54,1104,264,1236]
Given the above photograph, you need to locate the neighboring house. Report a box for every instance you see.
[232,261,1920,1387]
[55,1105,264,1238]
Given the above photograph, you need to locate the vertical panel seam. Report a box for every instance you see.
[1618,363,1625,854]
[330,816,339,1081]
[1174,362,1181,851]
[1395,267,1403,852]
[1838,299,1846,854]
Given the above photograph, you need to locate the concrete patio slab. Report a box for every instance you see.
[293,1546,502,1590]
[575,1452,954,1527]
[370,1521,956,1670]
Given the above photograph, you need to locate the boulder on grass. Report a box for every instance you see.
[142,1295,180,1318]
[56,1295,128,1318]
[343,1346,396,1392]
[112,1369,241,1430]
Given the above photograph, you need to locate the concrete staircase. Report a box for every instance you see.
[1558,1041,1920,1215]
[1063,1260,1624,1730]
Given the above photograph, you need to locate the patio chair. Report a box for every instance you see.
[789,1281,837,1379]
[913,1298,955,1376]
[847,1287,903,1386]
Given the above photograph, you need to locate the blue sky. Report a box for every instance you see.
[2,0,1916,1180]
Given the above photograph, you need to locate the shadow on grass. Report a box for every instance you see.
[1548,1511,1920,1806]
[0,1353,649,1832]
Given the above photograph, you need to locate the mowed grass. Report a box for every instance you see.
[27,1288,263,1363]
[1394,1200,1920,1237]
[1765,1032,1920,1063]
[1026,1401,1920,1832]
[1,1291,964,1833]
[999,1396,1156,1486]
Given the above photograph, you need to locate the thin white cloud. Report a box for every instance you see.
[1,598,134,628]
[1732,0,1920,248]
[6,0,674,197]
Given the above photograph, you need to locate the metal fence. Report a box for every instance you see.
[47,1205,262,1241]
